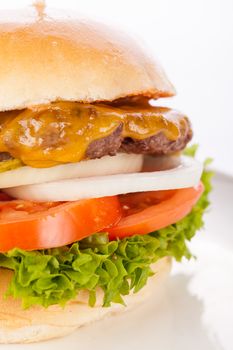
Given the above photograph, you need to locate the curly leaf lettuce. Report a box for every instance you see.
[0,152,213,309]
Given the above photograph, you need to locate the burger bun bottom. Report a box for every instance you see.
[0,257,171,343]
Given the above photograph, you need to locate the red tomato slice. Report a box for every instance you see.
[0,196,121,252]
[108,183,204,239]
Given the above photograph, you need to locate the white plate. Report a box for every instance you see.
[2,172,233,350]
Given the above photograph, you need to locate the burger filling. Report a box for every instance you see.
[0,99,212,309]
[0,101,191,167]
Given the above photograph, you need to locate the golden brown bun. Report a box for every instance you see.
[0,5,175,112]
[0,257,171,344]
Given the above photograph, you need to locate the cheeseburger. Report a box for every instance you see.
[0,2,212,344]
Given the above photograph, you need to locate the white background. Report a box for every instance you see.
[1,0,233,175]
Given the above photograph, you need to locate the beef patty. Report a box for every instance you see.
[0,152,13,162]
[86,120,192,159]
[0,103,192,166]
[0,119,192,164]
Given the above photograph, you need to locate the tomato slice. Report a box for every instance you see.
[108,183,204,239]
[0,196,121,252]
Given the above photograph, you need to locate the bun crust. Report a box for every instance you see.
[0,257,171,343]
[0,7,175,112]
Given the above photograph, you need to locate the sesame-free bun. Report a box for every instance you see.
[0,257,171,344]
[0,5,175,112]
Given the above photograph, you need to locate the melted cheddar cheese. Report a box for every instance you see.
[0,102,188,168]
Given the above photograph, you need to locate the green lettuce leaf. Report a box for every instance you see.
[0,149,213,309]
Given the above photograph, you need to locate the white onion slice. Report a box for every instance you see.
[5,156,203,202]
[0,154,143,189]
